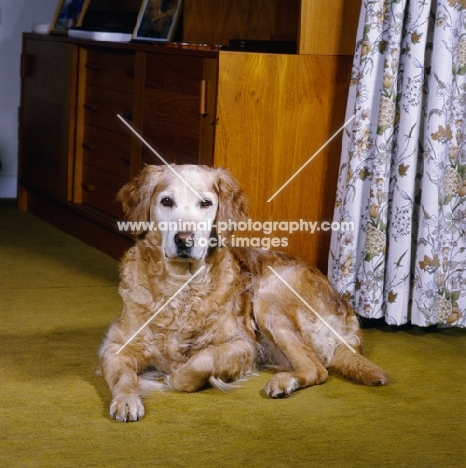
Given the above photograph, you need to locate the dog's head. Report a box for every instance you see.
[117,165,248,262]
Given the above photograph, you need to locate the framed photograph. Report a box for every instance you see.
[50,0,90,34]
[134,0,182,42]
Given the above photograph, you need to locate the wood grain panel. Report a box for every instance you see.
[145,54,204,95]
[141,96,201,166]
[198,57,219,166]
[19,40,77,201]
[273,0,300,41]
[82,125,131,178]
[214,52,352,272]
[84,49,135,92]
[21,98,64,196]
[183,0,295,45]
[81,164,127,219]
[142,54,205,165]
[84,85,133,133]
[298,0,361,55]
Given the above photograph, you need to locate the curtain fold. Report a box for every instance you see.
[329,0,466,327]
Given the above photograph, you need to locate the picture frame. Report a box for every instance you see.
[50,0,90,34]
[133,0,182,42]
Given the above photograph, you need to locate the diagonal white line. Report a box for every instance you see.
[267,115,355,203]
[116,266,206,354]
[117,114,205,202]
[267,266,356,354]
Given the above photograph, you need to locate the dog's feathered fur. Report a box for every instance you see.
[99,165,389,422]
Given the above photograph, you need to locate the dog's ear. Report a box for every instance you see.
[215,168,249,236]
[117,165,165,223]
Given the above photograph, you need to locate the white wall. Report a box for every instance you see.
[0,0,58,197]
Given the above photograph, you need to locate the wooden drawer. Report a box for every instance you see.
[84,85,133,133]
[81,165,127,219]
[82,125,131,178]
[84,49,135,93]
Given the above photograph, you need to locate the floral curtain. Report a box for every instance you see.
[329,0,466,327]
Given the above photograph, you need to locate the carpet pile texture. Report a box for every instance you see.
[1,201,465,467]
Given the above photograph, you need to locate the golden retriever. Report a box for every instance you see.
[98,164,389,422]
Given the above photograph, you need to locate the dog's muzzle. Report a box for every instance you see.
[174,232,195,258]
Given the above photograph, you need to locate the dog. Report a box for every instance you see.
[98,164,389,422]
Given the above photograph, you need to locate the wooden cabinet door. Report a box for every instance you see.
[214,52,352,272]
[19,39,77,201]
[141,53,217,167]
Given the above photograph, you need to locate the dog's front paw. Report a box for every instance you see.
[110,392,145,422]
[265,372,301,398]
[265,372,299,398]
[265,368,328,398]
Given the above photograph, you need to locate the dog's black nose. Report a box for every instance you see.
[174,232,194,249]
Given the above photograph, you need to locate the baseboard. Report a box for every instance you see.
[0,176,17,198]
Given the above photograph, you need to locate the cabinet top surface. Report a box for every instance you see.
[23,32,221,58]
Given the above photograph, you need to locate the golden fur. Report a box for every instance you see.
[99,164,389,422]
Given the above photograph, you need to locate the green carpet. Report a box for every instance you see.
[1,200,465,467]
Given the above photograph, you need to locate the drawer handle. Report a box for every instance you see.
[84,102,99,112]
[81,183,96,193]
[124,68,135,78]
[85,62,101,72]
[199,80,208,115]
[122,157,131,165]
[82,142,97,152]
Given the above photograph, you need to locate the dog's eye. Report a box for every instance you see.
[160,197,174,207]
[200,199,213,208]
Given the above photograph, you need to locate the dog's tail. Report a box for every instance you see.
[138,371,255,395]
[328,344,390,386]
[137,371,171,396]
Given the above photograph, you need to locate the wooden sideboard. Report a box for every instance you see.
[18,0,360,272]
